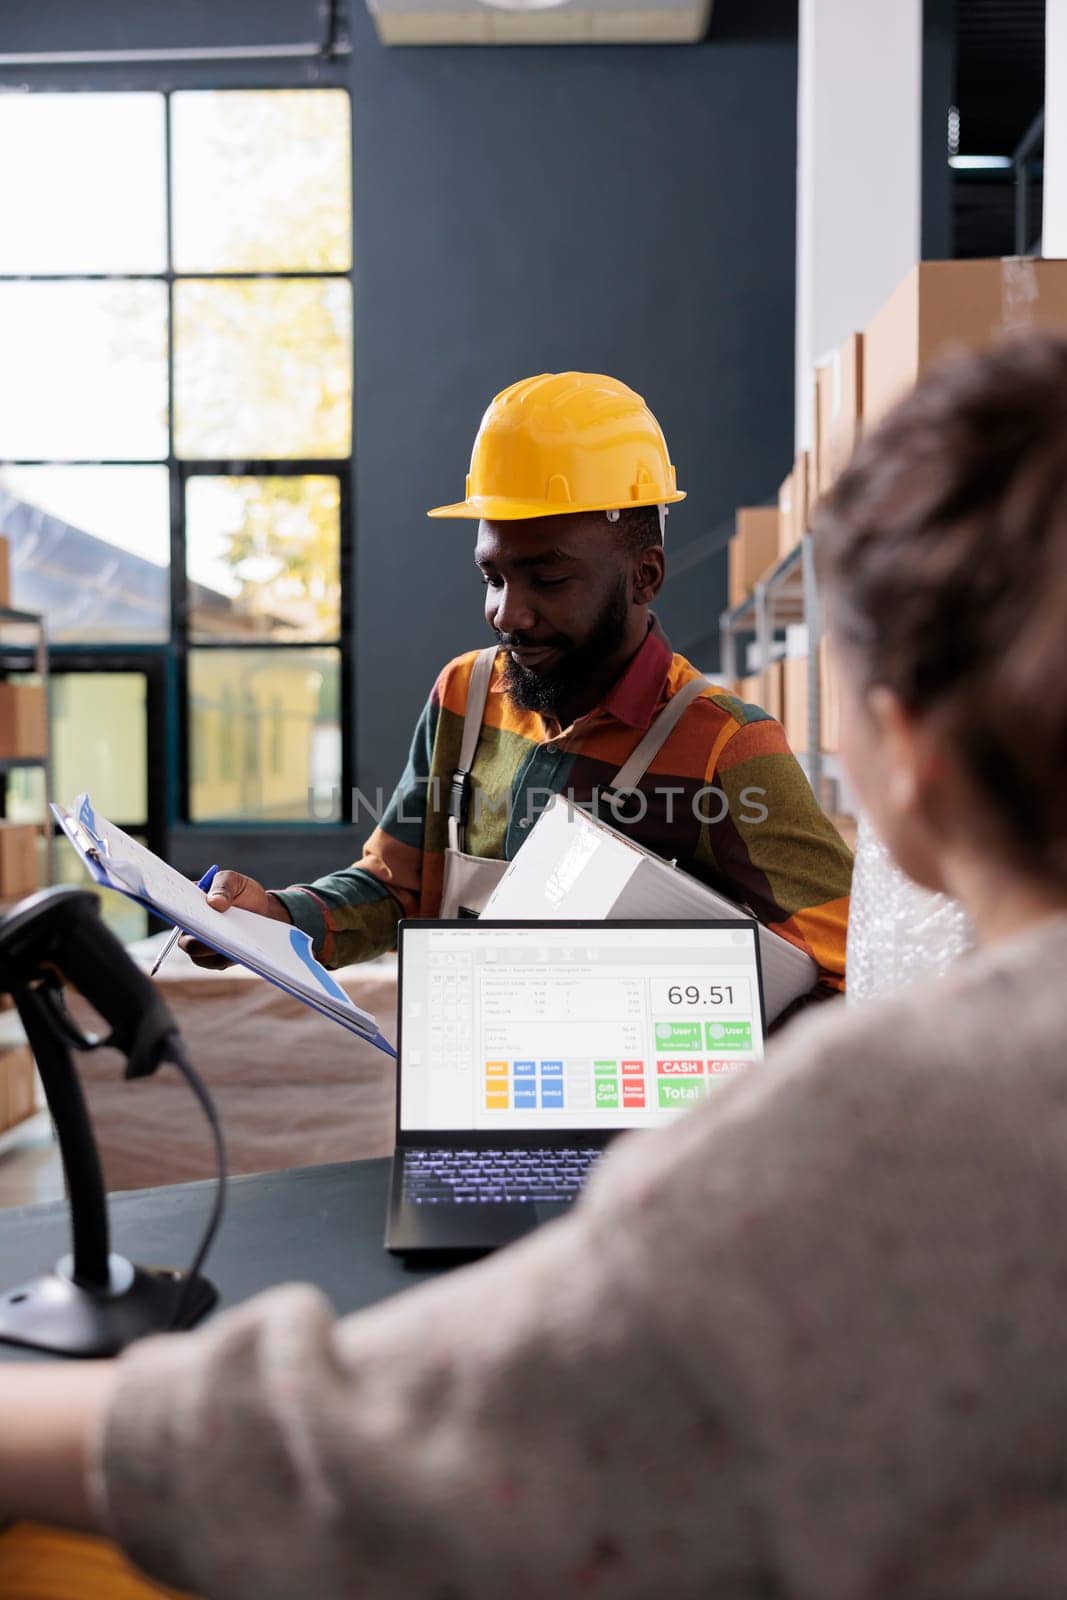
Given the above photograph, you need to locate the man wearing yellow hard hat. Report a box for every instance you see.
[188,373,852,997]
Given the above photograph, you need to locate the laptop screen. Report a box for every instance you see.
[398,921,765,1133]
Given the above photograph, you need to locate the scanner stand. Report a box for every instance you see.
[0,889,218,1357]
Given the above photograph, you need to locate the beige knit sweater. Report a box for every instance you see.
[98,913,1067,1598]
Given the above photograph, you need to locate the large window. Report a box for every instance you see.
[0,89,352,826]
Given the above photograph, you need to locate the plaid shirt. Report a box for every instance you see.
[274,621,853,989]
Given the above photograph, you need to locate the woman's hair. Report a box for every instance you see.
[815,330,1067,888]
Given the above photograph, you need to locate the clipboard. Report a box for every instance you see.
[51,794,396,1058]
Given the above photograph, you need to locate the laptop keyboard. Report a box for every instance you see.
[401,1147,603,1205]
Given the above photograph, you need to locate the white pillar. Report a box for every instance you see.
[795,0,924,450]
[1046,0,1067,257]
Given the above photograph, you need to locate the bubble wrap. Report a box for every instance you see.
[846,813,975,1005]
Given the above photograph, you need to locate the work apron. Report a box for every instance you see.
[439,645,711,918]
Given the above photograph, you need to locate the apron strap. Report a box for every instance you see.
[606,673,712,797]
[447,646,498,854]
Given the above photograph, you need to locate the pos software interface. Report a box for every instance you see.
[387,919,766,1253]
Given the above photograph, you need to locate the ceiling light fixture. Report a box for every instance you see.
[948,154,1013,170]
[476,0,573,11]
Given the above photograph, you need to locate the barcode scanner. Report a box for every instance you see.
[0,886,226,1357]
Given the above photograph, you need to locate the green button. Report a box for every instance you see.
[657,1079,706,1110]
[595,1079,619,1108]
[654,1020,702,1051]
[594,1059,617,1076]
[705,1020,753,1051]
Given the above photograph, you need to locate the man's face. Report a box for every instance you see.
[474,513,640,718]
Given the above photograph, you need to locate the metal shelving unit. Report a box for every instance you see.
[719,534,825,799]
[0,608,53,1158]
[0,603,54,889]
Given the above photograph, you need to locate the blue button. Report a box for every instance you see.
[513,1060,536,1077]
[540,1086,565,1108]
[514,1088,538,1109]
[540,1060,564,1076]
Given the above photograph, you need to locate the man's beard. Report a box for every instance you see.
[499,578,630,719]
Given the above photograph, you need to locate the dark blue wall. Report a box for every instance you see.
[347,0,799,798]
[0,0,798,873]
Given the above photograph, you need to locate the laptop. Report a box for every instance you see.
[386,918,767,1254]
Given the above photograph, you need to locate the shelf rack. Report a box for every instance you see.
[718,534,825,800]
[0,606,54,1160]
[0,603,54,885]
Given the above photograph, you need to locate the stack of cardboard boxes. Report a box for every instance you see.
[861,258,1067,425]
[728,508,780,719]
[777,451,810,564]
[724,256,1067,775]
[0,531,43,905]
[0,530,41,1133]
[771,331,864,759]
[0,822,39,900]
[727,507,778,611]
[813,332,864,500]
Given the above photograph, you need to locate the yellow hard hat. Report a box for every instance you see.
[428,371,686,521]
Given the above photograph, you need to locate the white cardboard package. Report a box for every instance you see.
[481,796,818,1023]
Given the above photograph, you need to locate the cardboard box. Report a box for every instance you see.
[777,453,811,560]
[728,507,779,607]
[863,258,1067,427]
[830,333,864,485]
[760,658,784,722]
[814,340,864,499]
[0,821,38,900]
[793,451,811,548]
[777,470,795,562]
[0,681,47,759]
[0,535,9,609]
[0,1044,36,1132]
[733,666,782,720]
[783,654,809,753]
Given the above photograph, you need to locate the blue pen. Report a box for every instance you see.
[149,864,220,978]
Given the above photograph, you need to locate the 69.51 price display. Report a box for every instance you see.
[649,976,751,1015]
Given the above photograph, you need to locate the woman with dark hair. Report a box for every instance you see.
[4,333,1067,1599]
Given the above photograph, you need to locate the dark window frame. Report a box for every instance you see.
[0,84,355,834]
